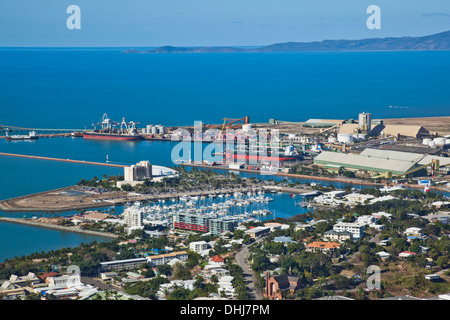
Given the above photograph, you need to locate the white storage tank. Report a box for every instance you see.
[337,133,353,144]
[422,138,432,145]
[434,137,446,146]
[158,126,166,134]
[151,126,158,134]
[356,133,367,140]
[328,136,337,143]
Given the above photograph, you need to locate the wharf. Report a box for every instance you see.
[0,152,126,168]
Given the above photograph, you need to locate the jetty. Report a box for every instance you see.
[0,152,125,168]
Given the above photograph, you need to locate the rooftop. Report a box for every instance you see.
[306,241,341,249]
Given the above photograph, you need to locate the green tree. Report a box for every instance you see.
[157,264,173,277]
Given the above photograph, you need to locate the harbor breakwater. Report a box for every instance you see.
[0,216,118,239]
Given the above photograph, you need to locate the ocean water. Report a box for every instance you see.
[0,49,449,262]
[0,49,449,129]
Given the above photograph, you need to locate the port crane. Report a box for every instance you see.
[219,117,250,139]
[220,117,250,130]
[93,113,119,132]
[91,114,140,134]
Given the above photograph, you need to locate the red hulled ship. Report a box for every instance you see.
[83,113,141,141]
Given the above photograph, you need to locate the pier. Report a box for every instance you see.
[0,152,125,168]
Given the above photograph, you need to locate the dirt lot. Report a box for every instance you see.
[0,187,128,212]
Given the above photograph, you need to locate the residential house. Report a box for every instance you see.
[323,229,353,243]
[404,227,425,239]
[305,241,341,253]
[273,236,297,244]
[245,226,270,239]
[399,251,417,258]
[340,270,361,282]
[217,276,235,298]
[376,251,391,261]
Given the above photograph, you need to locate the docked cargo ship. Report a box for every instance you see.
[5,131,38,141]
[224,142,302,164]
[83,113,141,141]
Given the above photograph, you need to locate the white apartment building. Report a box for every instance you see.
[333,222,365,239]
[189,241,210,253]
[123,206,144,229]
[356,215,379,226]
[147,251,188,267]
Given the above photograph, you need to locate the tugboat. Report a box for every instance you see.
[5,130,38,141]
[83,113,141,141]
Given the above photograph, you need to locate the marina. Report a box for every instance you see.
[121,190,280,228]
[0,182,312,213]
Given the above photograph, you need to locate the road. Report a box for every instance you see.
[82,276,123,291]
[234,237,266,300]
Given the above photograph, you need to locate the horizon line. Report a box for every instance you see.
[1,29,448,50]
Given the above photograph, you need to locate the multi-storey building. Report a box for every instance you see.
[173,213,238,235]
[333,222,365,239]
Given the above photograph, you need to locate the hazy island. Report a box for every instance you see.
[122,30,450,53]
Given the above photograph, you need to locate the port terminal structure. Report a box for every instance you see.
[0,124,85,137]
[0,152,126,168]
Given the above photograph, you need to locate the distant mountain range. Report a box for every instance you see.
[122,30,450,53]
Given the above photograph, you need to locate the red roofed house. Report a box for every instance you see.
[39,272,59,282]
[399,251,417,258]
[305,241,341,253]
[209,255,225,264]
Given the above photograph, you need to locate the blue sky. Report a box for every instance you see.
[0,0,449,47]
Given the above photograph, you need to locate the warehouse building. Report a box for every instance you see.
[100,258,148,271]
[337,122,430,141]
[314,150,420,176]
[303,119,345,128]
